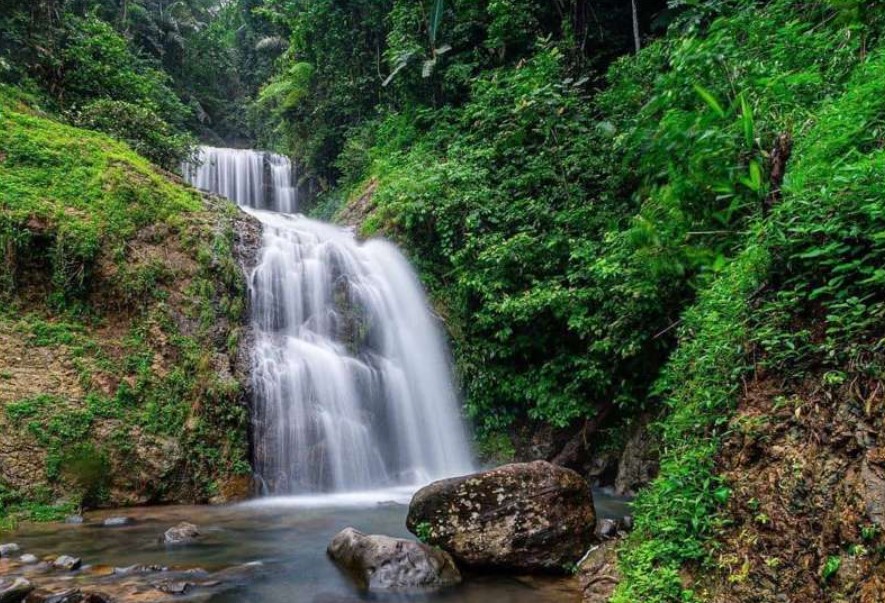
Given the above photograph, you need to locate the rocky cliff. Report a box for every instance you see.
[0,91,261,519]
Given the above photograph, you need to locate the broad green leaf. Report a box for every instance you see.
[693,84,726,118]
[739,93,754,147]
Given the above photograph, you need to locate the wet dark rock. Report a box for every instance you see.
[0,577,33,603]
[100,517,133,528]
[51,556,81,572]
[0,544,21,558]
[25,587,82,603]
[162,522,200,545]
[613,415,660,496]
[407,461,596,573]
[327,527,461,591]
[595,518,621,540]
[862,450,885,527]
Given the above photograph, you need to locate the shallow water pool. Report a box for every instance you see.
[7,488,630,602]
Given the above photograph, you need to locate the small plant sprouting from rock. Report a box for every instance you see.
[60,442,111,511]
[561,561,579,575]
[415,521,433,544]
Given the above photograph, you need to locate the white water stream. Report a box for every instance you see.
[183,146,474,495]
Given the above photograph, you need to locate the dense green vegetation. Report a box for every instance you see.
[0,0,285,166]
[248,0,885,599]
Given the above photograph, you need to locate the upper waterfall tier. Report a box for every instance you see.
[248,210,475,493]
[182,146,298,212]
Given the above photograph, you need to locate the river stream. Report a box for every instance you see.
[5,489,629,602]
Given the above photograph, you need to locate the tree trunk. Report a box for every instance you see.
[551,401,616,469]
[631,0,641,53]
[763,132,793,216]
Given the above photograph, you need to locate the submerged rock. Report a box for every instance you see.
[327,527,460,591]
[162,522,200,545]
[51,556,81,572]
[113,565,167,575]
[101,517,133,528]
[154,581,190,595]
[0,577,33,603]
[406,461,596,573]
[0,544,21,558]
[64,516,83,525]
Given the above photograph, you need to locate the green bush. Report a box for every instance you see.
[71,99,196,170]
[615,14,885,602]
[58,15,190,128]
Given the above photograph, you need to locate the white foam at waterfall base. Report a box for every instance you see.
[240,485,421,509]
[181,146,475,496]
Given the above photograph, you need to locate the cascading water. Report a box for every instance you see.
[183,146,474,495]
[183,146,298,212]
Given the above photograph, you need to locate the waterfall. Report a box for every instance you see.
[182,146,298,213]
[183,146,474,494]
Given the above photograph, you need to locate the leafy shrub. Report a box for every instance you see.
[71,99,196,170]
[58,15,190,128]
[615,11,885,602]
[59,442,111,510]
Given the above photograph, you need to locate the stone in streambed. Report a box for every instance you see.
[18,555,38,565]
[162,522,200,545]
[0,577,33,603]
[0,544,21,558]
[327,527,460,591]
[25,587,82,603]
[52,556,81,571]
[578,541,620,603]
[101,517,133,527]
[596,518,627,540]
[154,581,190,595]
[406,460,596,573]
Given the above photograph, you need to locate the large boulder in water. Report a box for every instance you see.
[327,528,460,591]
[162,522,200,545]
[406,461,596,573]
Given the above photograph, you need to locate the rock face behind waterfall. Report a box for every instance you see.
[327,528,461,591]
[406,461,596,573]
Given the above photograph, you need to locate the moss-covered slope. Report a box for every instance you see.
[0,87,259,524]
[614,23,885,603]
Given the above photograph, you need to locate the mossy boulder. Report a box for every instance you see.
[406,461,596,573]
